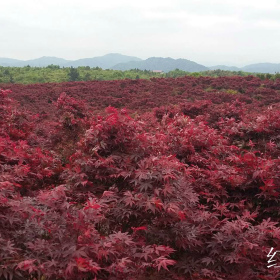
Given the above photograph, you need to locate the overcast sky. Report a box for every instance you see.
[1,0,280,66]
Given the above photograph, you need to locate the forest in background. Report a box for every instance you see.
[1,65,279,85]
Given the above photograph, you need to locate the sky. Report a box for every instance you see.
[1,0,280,66]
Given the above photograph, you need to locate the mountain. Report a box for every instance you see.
[0,54,142,68]
[1,54,280,74]
[64,53,142,68]
[209,65,241,71]
[112,57,208,72]
[209,63,280,74]
[241,63,280,74]
[0,58,25,67]
[24,56,71,67]
[0,56,71,67]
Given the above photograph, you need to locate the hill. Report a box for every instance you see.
[209,65,241,71]
[1,54,280,74]
[241,63,280,74]
[112,57,208,72]
[0,53,142,68]
[209,63,280,74]
[64,53,142,68]
[25,56,70,67]
[0,58,25,67]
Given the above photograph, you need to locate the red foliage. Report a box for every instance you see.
[1,76,280,280]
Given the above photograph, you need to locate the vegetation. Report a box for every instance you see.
[1,65,280,85]
[0,66,165,84]
[1,76,280,279]
[68,67,81,82]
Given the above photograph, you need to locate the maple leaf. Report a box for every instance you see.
[84,198,101,210]
[178,211,186,221]
[201,257,215,266]
[155,256,176,271]
[152,197,163,210]
[131,226,147,232]
[17,259,37,274]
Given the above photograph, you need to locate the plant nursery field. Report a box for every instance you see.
[1,75,280,280]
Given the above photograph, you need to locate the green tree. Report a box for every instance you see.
[257,73,266,80]
[274,72,280,80]
[68,67,80,81]
[83,73,91,81]
[3,69,10,75]
[9,75,15,84]
[47,64,60,69]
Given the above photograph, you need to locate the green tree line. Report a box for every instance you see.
[0,65,279,84]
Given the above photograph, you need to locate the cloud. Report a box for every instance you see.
[1,0,280,65]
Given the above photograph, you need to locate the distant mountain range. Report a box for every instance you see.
[0,53,280,74]
[0,54,142,68]
[208,65,241,71]
[209,64,280,73]
[64,53,142,68]
[112,57,208,72]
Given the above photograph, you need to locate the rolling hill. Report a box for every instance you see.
[1,54,280,74]
[64,53,142,68]
[112,57,208,72]
[0,53,142,69]
[242,63,280,74]
[209,65,241,71]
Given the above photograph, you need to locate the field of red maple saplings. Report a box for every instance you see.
[1,75,280,280]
